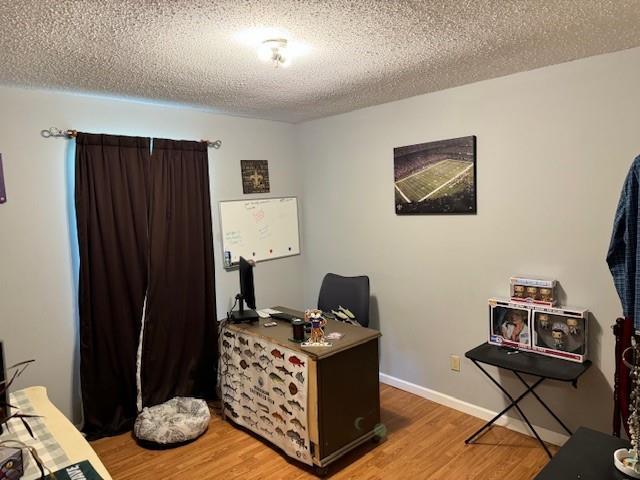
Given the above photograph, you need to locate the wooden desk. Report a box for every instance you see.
[225,306,381,472]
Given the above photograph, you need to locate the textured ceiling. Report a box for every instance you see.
[1,1,640,123]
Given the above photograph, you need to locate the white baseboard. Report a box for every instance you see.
[379,372,569,447]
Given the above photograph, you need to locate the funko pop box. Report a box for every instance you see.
[488,298,532,350]
[531,304,588,363]
[488,298,589,363]
[510,276,557,307]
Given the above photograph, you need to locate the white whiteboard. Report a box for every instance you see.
[219,197,300,266]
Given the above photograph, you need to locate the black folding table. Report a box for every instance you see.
[465,343,592,458]
[534,427,630,479]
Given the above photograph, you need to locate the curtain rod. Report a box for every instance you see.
[40,127,222,149]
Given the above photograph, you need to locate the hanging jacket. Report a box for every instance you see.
[607,155,640,330]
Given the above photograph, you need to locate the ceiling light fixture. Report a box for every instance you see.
[258,38,290,68]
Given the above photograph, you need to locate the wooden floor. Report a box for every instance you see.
[92,384,557,479]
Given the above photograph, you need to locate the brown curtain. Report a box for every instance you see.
[75,133,150,438]
[141,139,217,407]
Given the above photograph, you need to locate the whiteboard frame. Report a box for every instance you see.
[218,196,301,270]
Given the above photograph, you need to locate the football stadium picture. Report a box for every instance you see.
[394,136,476,215]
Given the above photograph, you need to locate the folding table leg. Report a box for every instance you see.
[511,402,552,458]
[465,360,552,458]
[513,372,572,437]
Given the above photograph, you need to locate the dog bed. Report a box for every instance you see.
[133,397,210,445]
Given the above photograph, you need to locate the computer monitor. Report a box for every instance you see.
[230,257,259,323]
[240,257,256,310]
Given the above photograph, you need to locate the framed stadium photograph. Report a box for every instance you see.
[394,136,476,215]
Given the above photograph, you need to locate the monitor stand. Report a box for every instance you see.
[230,295,259,323]
[230,309,259,323]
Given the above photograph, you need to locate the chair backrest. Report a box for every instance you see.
[317,273,370,327]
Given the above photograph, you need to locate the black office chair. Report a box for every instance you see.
[317,273,370,327]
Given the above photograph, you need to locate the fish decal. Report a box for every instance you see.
[276,366,293,377]
[233,346,242,355]
[288,355,305,367]
[252,362,267,372]
[295,372,305,384]
[231,380,243,387]
[241,392,252,402]
[243,405,258,415]
[223,383,237,393]
[288,382,298,396]
[269,373,285,383]
[223,403,239,418]
[242,416,258,428]
[256,402,270,413]
[279,404,293,416]
[222,339,232,349]
[286,429,305,447]
[222,352,232,362]
[290,418,306,431]
[259,354,273,365]
[239,372,251,381]
[275,426,285,437]
[287,399,304,411]
[223,394,238,404]
[226,364,239,372]
[260,427,273,436]
[244,349,256,359]
[240,359,250,370]
[254,342,265,352]
[239,337,249,346]
[223,331,236,339]
[271,348,285,360]
[260,415,274,426]
[272,411,285,423]
[272,387,286,396]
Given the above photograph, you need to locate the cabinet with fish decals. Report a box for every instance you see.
[220,306,381,472]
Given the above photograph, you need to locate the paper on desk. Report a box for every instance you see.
[262,308,281,314]
[256,309,272,318]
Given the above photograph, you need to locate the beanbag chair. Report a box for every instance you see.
[134,397,210,445]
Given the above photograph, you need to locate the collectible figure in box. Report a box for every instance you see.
[532,305,588,363]
[488,299,532,350]
[510,276,557,307]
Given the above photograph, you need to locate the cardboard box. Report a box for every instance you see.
[531,305,588,363]
[488,298,532,350]
[510,276,557,307]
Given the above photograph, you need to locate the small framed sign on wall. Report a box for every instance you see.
[0,154,6,204]
[241,160,270,194]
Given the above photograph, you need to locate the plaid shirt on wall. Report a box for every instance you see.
[607,155,640,330]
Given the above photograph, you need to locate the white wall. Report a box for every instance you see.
[0,87,304,423]
[297,46,640,436]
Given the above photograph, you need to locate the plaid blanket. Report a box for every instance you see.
[0,389,70,479]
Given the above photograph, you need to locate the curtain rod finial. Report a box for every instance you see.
[201,139,222,149]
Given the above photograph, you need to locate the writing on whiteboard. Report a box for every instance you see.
[224,230,243,246]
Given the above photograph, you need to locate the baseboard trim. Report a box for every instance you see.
[379,372,569,447]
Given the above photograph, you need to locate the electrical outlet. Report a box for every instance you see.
[450,355,461,372]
